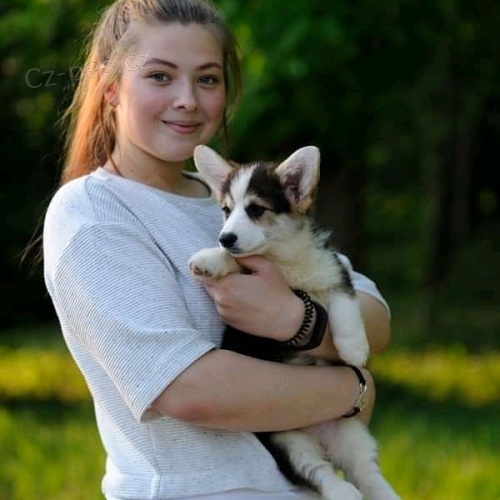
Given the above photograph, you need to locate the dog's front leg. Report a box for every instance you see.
[327,292,369,367]
[188,247,241,279]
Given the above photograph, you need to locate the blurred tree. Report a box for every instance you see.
[220,0,434,266]
[404,0,500,324]
[0,0,109,327]
[220,0,500,329]
[0,0,499,334]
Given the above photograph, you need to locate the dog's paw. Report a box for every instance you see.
[323,481,363,500]
[335,331,370,367]
[361,479,401,500]
[188,247,240,279]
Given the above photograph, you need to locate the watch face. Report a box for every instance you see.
[355,383,368,412]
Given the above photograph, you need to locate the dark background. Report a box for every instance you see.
[2,0,499,351]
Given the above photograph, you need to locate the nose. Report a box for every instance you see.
[219,232,237,249]
[173,82,198,111]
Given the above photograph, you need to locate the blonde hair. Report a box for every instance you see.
[60,0,241,184]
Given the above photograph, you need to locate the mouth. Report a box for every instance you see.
[221,245,264,258]
[162,120,202,135]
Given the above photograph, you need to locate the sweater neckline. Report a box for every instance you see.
[92,167,217,206]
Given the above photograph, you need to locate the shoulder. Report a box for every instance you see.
[45,176,93,220]
[43,172,132,275]
[44,169,146,235]
[45,170,128,220]
[44,175,102,246]
[44,176,96,237]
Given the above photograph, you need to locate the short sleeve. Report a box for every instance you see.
[48,222,216,423]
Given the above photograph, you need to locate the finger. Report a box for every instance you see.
[191,272,214,284]
[201,281,220,303]
[234,255,271,274]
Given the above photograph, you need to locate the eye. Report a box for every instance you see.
[246,204,267,218]
[198,75,221,87]
[150,72,170,83]
[221,206,231,217]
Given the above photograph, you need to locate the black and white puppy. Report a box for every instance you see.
[188,145,400,500]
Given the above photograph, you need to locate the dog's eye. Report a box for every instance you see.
[221,206,231,217]
[246,203,267,218]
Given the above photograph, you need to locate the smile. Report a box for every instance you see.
[162,120,201,134]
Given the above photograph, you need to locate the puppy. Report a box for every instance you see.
[188,145,400,500]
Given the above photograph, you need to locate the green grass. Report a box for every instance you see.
[1,323,499,499]
[0,326,104,500]
[0,403,104,500]
[370,351,500,499]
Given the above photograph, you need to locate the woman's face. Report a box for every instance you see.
[109,22,226,169]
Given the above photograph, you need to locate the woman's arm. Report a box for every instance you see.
[201,255,391,361]
[156,254,384,431]
[152,350,375,431]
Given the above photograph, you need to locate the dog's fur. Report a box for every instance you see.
[188,145,400,500]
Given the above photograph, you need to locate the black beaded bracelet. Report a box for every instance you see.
[283,290,329,351]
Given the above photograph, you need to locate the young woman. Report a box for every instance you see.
[43,1,391,498]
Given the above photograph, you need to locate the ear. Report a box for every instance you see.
[193,145,234,195]
[274,146,320,213]
[104,81,119,108]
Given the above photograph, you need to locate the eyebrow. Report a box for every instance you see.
[146,57,223,71]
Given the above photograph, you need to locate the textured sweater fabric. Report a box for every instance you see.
[43,168,388,499]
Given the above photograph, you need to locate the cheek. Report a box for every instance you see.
[130,90,159,120]
[203,90,226,123]
[118,85,152,128]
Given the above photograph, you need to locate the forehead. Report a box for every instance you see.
[128,21,223,67]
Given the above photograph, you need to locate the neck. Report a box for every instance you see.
[104,147,209,198]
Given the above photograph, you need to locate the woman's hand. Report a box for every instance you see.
[199,255,391,361]
[200,255,304,341]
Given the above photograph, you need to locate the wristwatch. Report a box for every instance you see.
[342,365,368,418]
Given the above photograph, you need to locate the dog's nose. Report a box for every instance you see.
[219,232,237,249]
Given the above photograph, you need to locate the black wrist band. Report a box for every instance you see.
[342,364,368,418]
[282,290,315,349]
[283,290,329,351]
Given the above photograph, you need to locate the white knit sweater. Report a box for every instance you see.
[43,168,388,499]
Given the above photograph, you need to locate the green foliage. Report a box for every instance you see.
[371,349,500,407]
[1,3,499,496]
[374,221,500,351]
[0,404,104,500]
[2,0,500,326]
[0,0,112,326]
[372,390,499,500]
[1,323,499,499]
[222,0,430,156]
[0,347,89,403]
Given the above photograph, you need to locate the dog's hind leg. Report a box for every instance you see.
[319,419,401,500]
[268,430,363,500]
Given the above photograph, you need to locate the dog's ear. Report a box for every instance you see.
[193,145,233,194]
[275,146,320,213]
